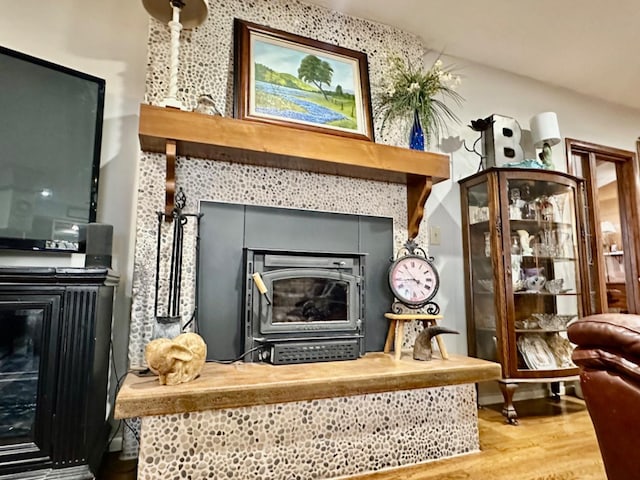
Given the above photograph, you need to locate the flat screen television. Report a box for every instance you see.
[0,46,105,252]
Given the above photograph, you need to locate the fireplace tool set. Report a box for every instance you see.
[153,188,203,339]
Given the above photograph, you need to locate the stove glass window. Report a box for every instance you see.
[272,277,348,323]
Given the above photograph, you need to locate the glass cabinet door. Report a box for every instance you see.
[465,180,500,364]
[504,176,581,377]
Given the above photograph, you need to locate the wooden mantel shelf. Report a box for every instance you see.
[138,104,450,238]
[115,352,500,419]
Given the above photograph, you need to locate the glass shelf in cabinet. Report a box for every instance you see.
[514,290,576,296]
[509,219,573,228]
[519,255,576,262]
[516,361,577,372]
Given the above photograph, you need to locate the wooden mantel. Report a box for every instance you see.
[115,352,500,419]
[138,104,450,238]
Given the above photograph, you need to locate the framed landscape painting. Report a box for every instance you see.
[233,19,374,141]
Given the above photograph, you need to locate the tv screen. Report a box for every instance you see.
[0,46,105,252]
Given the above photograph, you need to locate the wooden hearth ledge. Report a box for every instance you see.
[115,352,500,419]
[138,104,450,238]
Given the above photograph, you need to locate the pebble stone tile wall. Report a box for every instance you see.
[131,0,431,372]
[124,0,466,465]
[137,384,479,480]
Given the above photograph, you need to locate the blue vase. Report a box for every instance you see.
[409,110,424,151]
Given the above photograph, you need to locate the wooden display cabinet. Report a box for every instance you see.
[459,168,587,424]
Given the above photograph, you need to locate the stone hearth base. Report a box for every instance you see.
[116,353,500,479]
[138,383,478,480]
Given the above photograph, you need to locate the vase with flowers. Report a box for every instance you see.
[374,55,463,150]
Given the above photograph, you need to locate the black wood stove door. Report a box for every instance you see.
[0,293,61,474]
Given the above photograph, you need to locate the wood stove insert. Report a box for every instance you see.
[243,249,365,364]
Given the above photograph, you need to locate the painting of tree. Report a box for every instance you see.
[234,20,374,141]
[297,55,333,100]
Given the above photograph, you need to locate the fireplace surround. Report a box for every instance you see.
[197,201,394,362]
[123,0,459,463]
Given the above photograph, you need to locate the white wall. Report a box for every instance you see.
[1,0,148,424]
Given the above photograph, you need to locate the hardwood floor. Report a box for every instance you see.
[97,451,137,480]
[349,397,606,480]
[98,397,606,480]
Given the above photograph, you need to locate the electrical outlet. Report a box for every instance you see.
[430,225,441,245]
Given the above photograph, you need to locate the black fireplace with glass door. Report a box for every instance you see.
[0,267,117,479]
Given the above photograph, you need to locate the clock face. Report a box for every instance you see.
[388,255,439,306]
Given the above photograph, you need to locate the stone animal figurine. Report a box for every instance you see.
[413,325,459,361]
[145,332,207,385]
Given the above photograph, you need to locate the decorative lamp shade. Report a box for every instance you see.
[142,0,209,29]
[530,112,561,148]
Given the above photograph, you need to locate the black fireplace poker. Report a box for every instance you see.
[153,187,203,338]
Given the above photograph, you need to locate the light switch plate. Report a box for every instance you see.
[430,225,441,245]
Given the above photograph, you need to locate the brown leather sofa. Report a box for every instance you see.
[567,313,640,480]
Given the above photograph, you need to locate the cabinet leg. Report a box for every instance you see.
[550,381,561,401]
[499,382,519,425]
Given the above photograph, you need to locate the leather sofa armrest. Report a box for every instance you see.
[568,314,640,380]
[567,314,640,356]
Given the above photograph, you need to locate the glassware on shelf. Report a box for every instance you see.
[544,278,564,294]
[510,188,521,204]
[553,315,577,329]
[523,200,538,220]
[509,188,523,219]
[517,230,534,256]
[484,232,491,256]
[540,227,557,256]
[530,313,577,330]
[513,279,525,291]
[555,228,573,257]
[515,319,539,330]
[552,193,568,223]
[510,236,521,255]
[530,313,556,329]
[538,196,554,222]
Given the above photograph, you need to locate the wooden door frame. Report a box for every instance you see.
[566,138,640,313]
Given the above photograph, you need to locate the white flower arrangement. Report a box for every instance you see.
[374,55,463,147]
